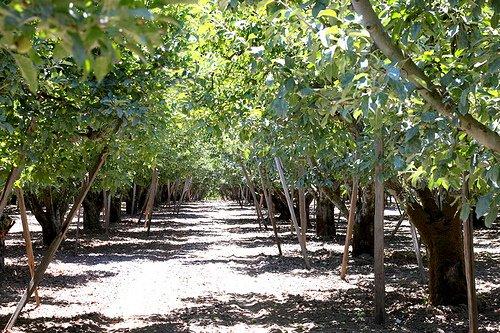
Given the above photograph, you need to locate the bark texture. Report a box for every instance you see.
[405,188,466,305]
[25,188,70,246]
[316,197,336,238]
[352,185,374,257]
[110,195,122,224]
[83,190,104,232]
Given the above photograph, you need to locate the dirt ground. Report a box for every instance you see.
[0,201,499,332]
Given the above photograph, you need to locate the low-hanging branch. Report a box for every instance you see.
[351,0,500,153]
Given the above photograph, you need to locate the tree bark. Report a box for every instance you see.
[0,237,5,272]
[316,195,336,239]
[340,177,359,279]
[0,215,12,271]
[110,195,121,224]
[24,188,70,246]
[352,185,375,257]
[405,188,466,305]
[83,190,104,232]
[298,186,308,243]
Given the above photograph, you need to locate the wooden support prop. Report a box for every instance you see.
[388,213,406,239]
[166,181,171,207]
[409,222,426,283]
[274,157,311,269]
[15,188,40,306]
[240,163,265,230]
[4,147,109,331]
[298,186,307,246]
[340,176,359,280]
[175,178,191,215]
[373,137,386,324]
[104,191,111,237]
[137,189,150,224]
[76,205,82,245]
[144,168,159,236]
[462,173,479,333]
[258,166,282,256]
[131,183,137,215]
[0,167,22,219]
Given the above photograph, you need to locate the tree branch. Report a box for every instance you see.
[351,0,500,153]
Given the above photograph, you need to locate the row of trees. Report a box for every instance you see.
[0,0,498,328]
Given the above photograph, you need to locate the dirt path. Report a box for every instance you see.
[0,201,499,332]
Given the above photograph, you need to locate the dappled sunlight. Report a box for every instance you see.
[1,202,498,332]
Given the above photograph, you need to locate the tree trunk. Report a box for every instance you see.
[0,215,14,271]
[271,192,291,221]
[352,185,374,257]
[25,188,70,246]
[110,195,121,224]
[0,237,5,271]
[316,196,336,238]
[406,188,466,305]
[83,190,103,232]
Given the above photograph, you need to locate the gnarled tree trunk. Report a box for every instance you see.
[272,191,291,221]
[83,190,103,232]
[406,188,466,305]
[316,195,336,238]
[352,185,374,257]
[110,195,122,224]
[25,188,70,246]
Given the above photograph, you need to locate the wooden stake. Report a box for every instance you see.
[131,183,137,215]
[0,167,22,219]
[240,163,265,230]
[258,166,282,256]
[409,222,426,283]
[274,157,311,269]
[137,189,150,224]
[298,185,307,246]
[15,188,40,306]
[373,137,386,324]
[340,176,359,280]
[166,181,171,207]
[144,168,159,236]
[104,192,111,237]
[388,213,406,239]
[4,147,109,331]
[76,205,82,245]
[462,173,478,333]
[175,178,191,215]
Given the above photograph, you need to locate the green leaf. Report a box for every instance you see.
[353,109,362,120]
[405,126,419,142]
[475,193,492,218]
[460,202,471,222]
[484,206,497,228]
[94,56,110,82]
[458,88,469,115]
[53,43,70,59]
[320,114,329,127]
[393,155,405,171]
[13,54,38,93]
[318,9,337,18]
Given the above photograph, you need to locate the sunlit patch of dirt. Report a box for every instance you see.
[0,201,498,332]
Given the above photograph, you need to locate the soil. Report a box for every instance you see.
[0,201,499,332]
